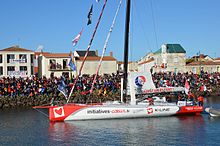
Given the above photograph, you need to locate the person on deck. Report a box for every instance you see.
[188,91,196,105]
[197,95,204,106]
[148,97,154,105]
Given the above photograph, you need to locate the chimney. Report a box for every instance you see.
[95,50,98,56]
[110,52,113,57]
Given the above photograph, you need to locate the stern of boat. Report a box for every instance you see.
[176,106,204,115]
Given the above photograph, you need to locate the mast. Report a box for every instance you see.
[123,0,131,103]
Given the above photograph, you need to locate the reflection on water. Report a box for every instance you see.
[48,116,206,146]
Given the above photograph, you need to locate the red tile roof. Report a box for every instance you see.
[42,53,116,61]
[186,61,220,66]
[0,46,33,52]
[42,53,70,58]
[34,52,50,56]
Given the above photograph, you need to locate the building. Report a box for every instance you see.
[138,44,186,73]
[117,61,138,73]
[138,58,154,72]
[0,46,34,78]
[75,51,117,75]
[38,50,117,78]
[186,55,220,73]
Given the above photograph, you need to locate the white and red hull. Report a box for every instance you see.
[38,104,203,122]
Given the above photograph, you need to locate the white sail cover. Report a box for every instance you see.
[127,71,184,95]
[127,71,156,94]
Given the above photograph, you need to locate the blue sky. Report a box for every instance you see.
[0,0,220,61]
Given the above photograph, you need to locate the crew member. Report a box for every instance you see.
[197,95,204,106]
[148,97,154,105]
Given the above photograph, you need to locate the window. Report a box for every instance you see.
[50,72,54,78]
[49,59,56,69]
[0,54,2,63]
[0,67,3,75]
[31,54,34,63]
[63,59,67,69]
[20,66,27,71]
[174,57,178,63]
[7,54,15,63]
[31,66,34,75]
[7,66,15,75]
[192,67,196,74]
[7,66,15,71]
[19,54,27,63]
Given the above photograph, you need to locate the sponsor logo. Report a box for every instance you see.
[155,108,170,112]
[147,108,153,114]
[185,107,194,110]
[185,106,203,110]
[87,109,110,114]
[53,106,64,118]
[111,109,129,113]
[143,88,174,94]
[87,109,129,114]
[135,76,146,87]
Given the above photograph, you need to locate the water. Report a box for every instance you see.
[1,97,220,146]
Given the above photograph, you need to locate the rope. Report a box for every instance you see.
[149,0,159,50]
[33,108,49,118]
[90,0,122,93]
[67,0,108,103]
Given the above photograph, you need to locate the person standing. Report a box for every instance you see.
[197,95,204,106]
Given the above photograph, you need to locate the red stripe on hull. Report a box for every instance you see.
[176,106,203,115]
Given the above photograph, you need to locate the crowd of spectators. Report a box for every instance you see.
[152,71,220,94]
[1,71,220,100]
[0,73,121,99]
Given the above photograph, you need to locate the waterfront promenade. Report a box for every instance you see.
[0,72,220,109]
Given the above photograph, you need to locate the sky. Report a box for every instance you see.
[0,0,220,61]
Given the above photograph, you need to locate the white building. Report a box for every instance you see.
[38,50,117,78]
[138,44,186,73]
[0,46,34,78]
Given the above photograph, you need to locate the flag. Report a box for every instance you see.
[185,80,190,95]
[58,78,68,98]
[87,5,93,25]
[38,87,45,93]
[68,53,76,71]
[72,29,83,47]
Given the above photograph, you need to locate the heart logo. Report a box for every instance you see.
[55,108,63,115]
[53,107,64,118]
[147,108,153,114]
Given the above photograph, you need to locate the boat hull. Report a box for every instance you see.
[48,104,181,121]
[205,108,220,117]
[46,104,203,121]
[176,106,203,115]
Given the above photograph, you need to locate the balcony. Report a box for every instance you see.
[48,63,70,71]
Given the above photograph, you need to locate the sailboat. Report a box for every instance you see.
[34,0,203,122]
[205,108,220,117]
